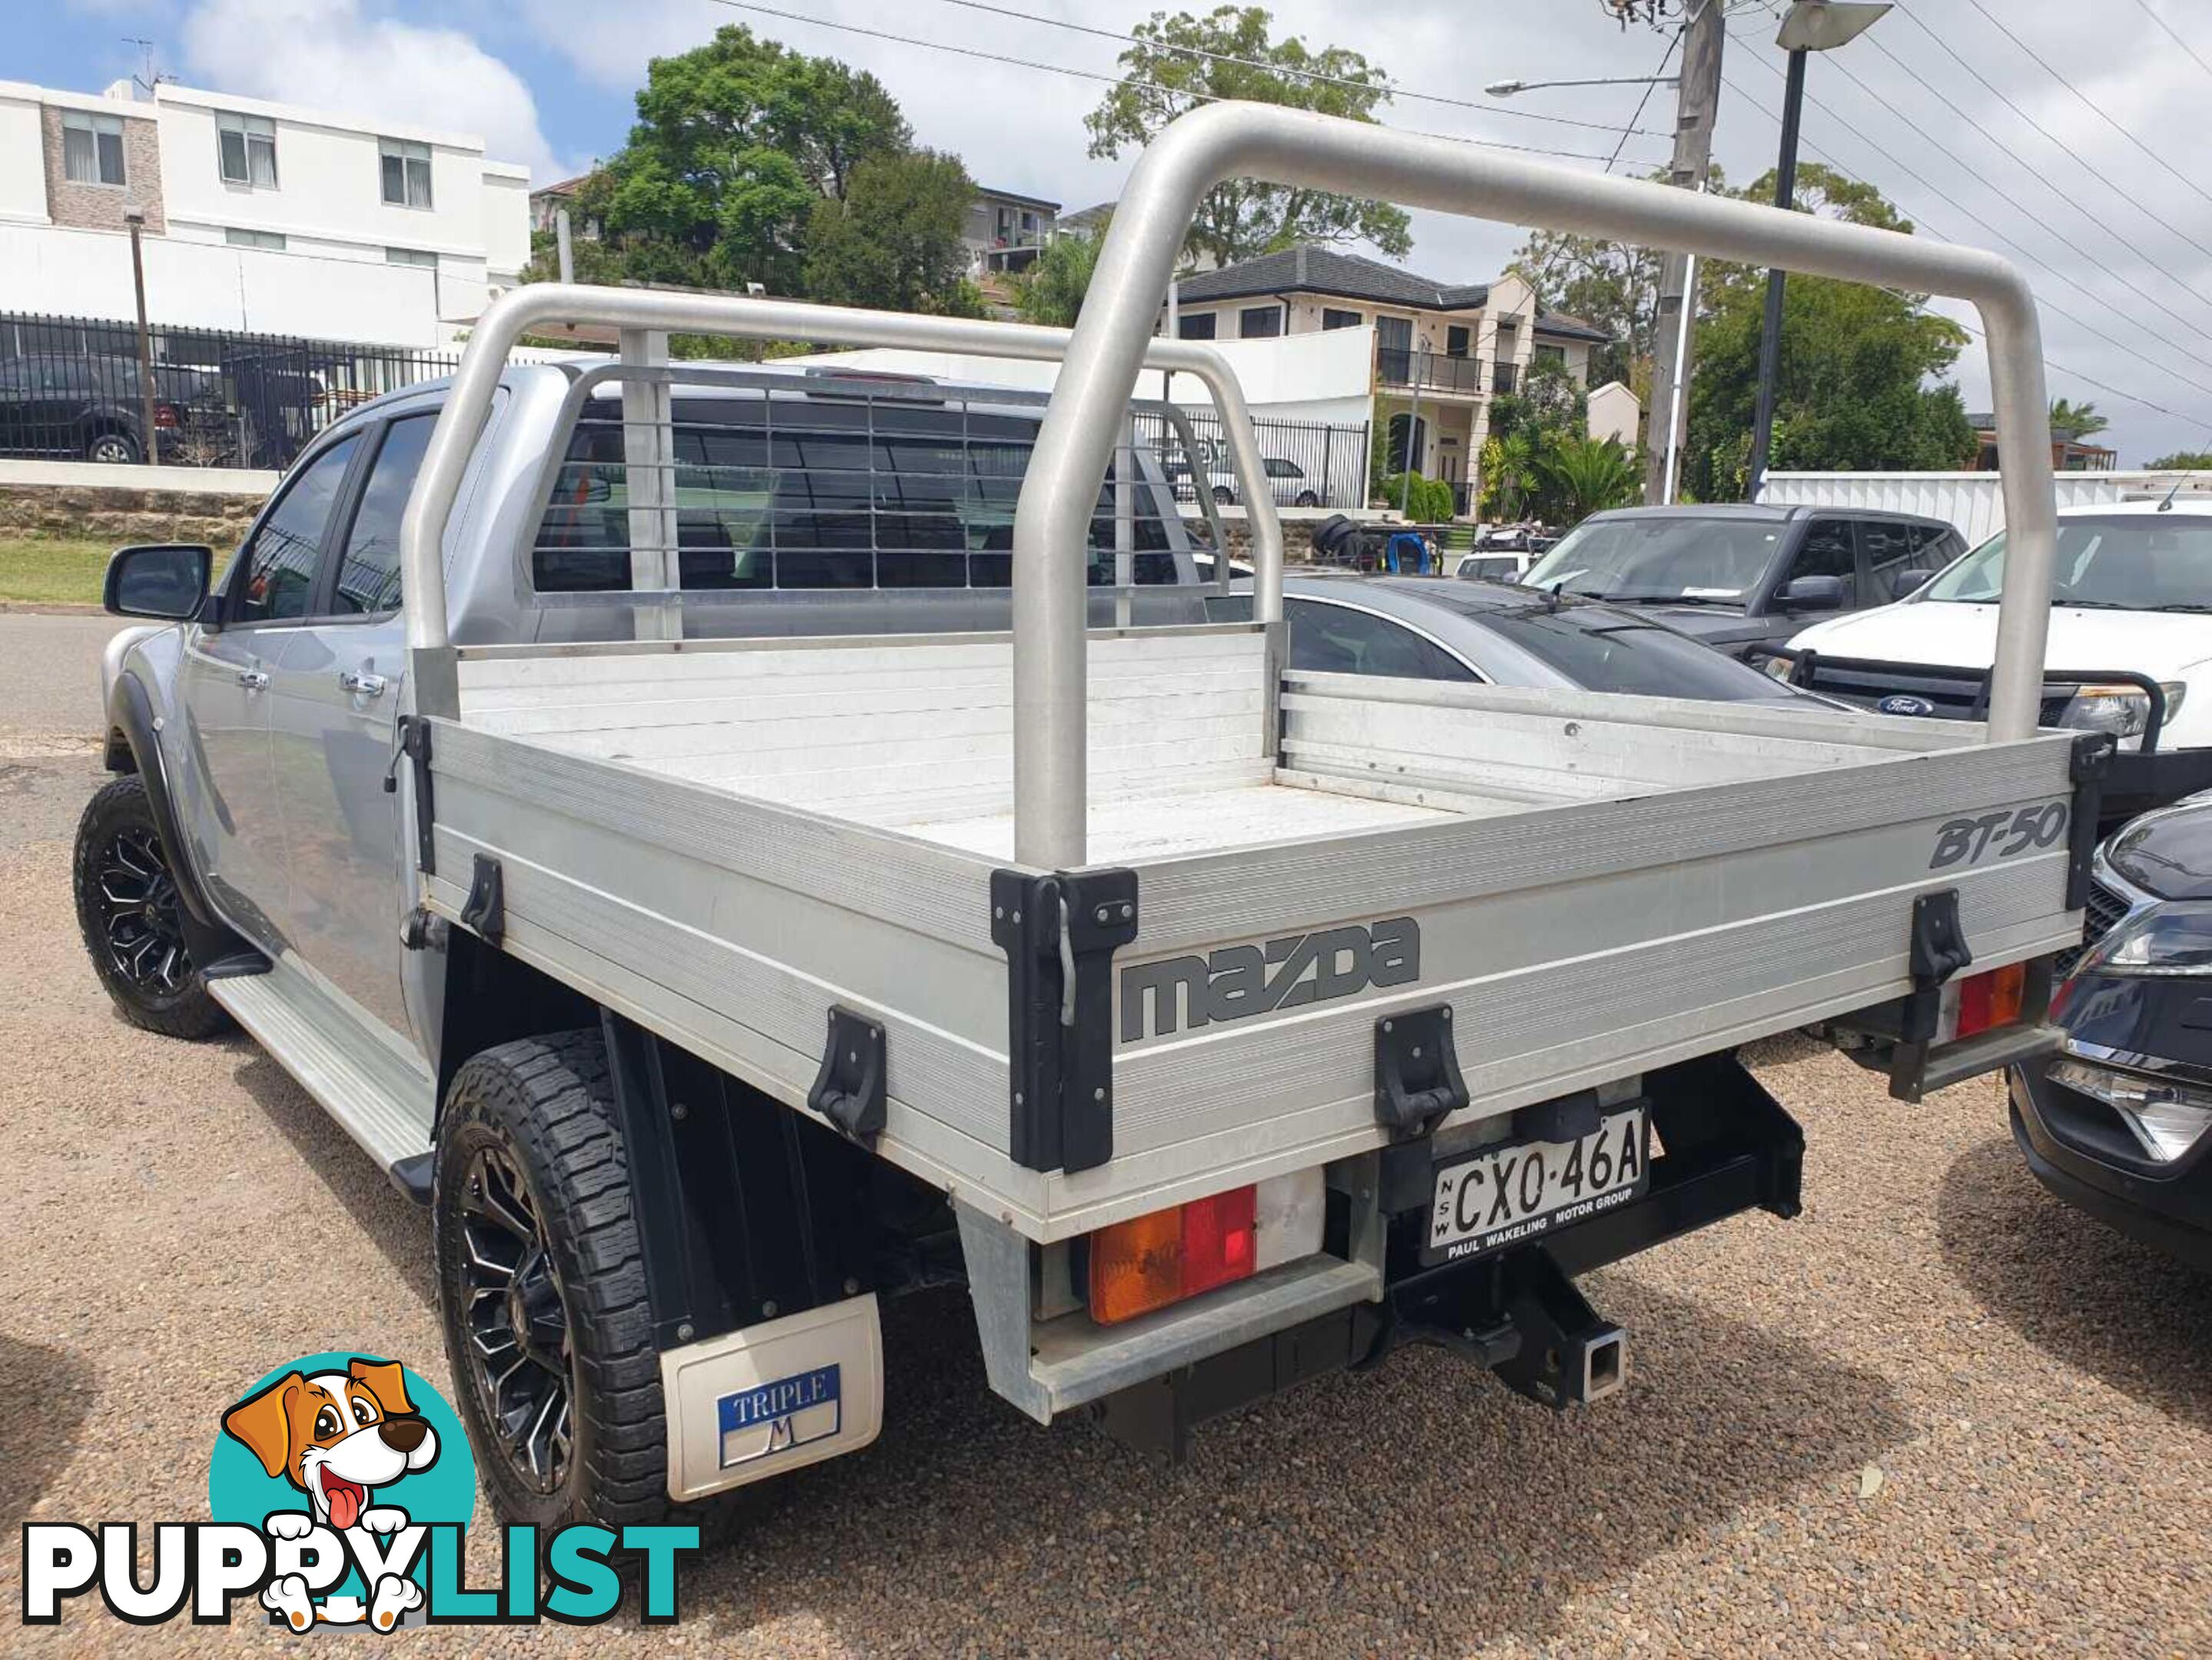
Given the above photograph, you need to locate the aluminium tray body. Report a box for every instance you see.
[422,630,2084,1243]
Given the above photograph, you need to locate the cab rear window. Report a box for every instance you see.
[532,392,1179,593]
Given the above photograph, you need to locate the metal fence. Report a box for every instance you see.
[0,309,1375,513]
[1133,408,1369,511]
[0,311,461,471]
[1375,347,1518,397]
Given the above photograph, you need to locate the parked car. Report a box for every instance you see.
[1456,549,1536,583]
[1166,452,1322,506]
[0,354,229,465]
[1474,520,1557,556]
[1524,503,1965,661]
[1206,572,1839,708]
[2011,792,2212,1268]
[1775,503,2212,825]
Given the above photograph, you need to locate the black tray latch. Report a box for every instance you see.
[992,867,1139,1175]
[384,714,436,874]
[809,1006,887,1144]
[1375,1004,1467,1138]
[459,853,504,946]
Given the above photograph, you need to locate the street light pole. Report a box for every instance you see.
[124,212,160,470]
[1641,0,1726,505]
[1743,2,1891,500]
[1743,47,1806,500]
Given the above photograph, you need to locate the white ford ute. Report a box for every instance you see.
[1773,501,2212,826]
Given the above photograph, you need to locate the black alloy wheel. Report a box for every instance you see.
[72,776,228,1038]
[457,1143,575,1493]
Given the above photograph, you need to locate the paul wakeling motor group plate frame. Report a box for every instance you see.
[1424,1108,1651,1266]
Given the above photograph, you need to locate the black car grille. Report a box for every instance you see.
[1792,657,2071,725]
[2056,878,2134,978]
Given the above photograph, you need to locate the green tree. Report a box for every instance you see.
[2048,398,2110,439]
[1507,167,1686,393]
[804,150,983,315]
[1537,435,1641,522]
[1014,231,1105,327]
[1676,165,1975,499]
[1488,357,1587,446]
[572,25,910,294]
[1477,430,1539,520]
[2148,450,2212,469]
[1086,6,1411,267]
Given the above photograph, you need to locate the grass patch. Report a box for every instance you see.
[0,540,109,606]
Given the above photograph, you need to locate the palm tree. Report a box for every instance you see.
[1479,430,1537,520]
[2048,398,2109,440]
[1537,435,1641,523]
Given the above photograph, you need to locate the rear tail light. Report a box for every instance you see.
[1938,961,2026,1044]
[1086,1170,1324,1325]
[153,401,180,428]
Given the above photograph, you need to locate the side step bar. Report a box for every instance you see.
[208,960,435,1190]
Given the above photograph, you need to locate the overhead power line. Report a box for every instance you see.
[1960,0,2212,221]
[2131,0,2212,86]
[1806,49,2212,350]
[1732,51,2212,404]
[1603,32,1682,174]
[1853,28,2212,306]
[704,0,1673,168]
[1887,5,2212,274]
[1721,68,2212,427]
[913,0,1674,142]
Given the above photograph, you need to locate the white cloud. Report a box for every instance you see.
[502,0,2212,459]
[176,0,575,181]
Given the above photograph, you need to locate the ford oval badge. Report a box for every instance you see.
[1879,694,1937,717]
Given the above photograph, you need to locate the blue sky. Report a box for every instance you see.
[29,1,2212,463]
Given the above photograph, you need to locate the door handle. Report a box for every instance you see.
[339,669,388,699]
[237,669,269,691]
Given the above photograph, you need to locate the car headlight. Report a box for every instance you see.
[2046,1058,2212,1160]
[2080,898,2212,977]
[2055,682,2187,741]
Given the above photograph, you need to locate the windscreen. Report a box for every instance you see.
[1474,599,1802,701]
[1524,515,1788,603]
[1919,513,2212,611]
[532,389,1184,593]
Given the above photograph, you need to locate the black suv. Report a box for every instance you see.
[2011,795,2212,1268]
[1522,503,1963,660]
[0,354,227,465]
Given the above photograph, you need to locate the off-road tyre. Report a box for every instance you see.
[434,1029,714,1535]
[72,775,229,1039]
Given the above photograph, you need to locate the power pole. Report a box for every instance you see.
[1643,0,1725,503]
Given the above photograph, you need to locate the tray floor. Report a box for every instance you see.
[896,777,1458,862]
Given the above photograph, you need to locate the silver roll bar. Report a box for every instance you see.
[399,286,1284,696]
[1016,101,2058,867]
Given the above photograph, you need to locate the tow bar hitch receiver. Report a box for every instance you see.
[1396,1248,1627,1409]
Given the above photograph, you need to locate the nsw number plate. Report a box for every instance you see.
[1424,1108,1649,1264]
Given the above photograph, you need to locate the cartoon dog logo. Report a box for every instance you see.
[221,1357,439,1632]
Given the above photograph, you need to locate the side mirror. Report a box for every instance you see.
[1776,573,1846,613]
[1900,568,1938,598]
[104,543,213,621]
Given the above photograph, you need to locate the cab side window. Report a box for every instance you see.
[1784,518,1856,606]
[329,413,436,616]
[229,433,361,625]
[1284,598,1476,681]
[1858,518,1922,603]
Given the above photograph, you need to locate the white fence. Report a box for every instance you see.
[1762,470,2212,546]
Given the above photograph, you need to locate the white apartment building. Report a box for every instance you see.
[0,78,530,347]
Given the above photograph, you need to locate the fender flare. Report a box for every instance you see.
[104,672,259,971]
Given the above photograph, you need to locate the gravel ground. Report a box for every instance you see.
[4,733,2210,1656]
